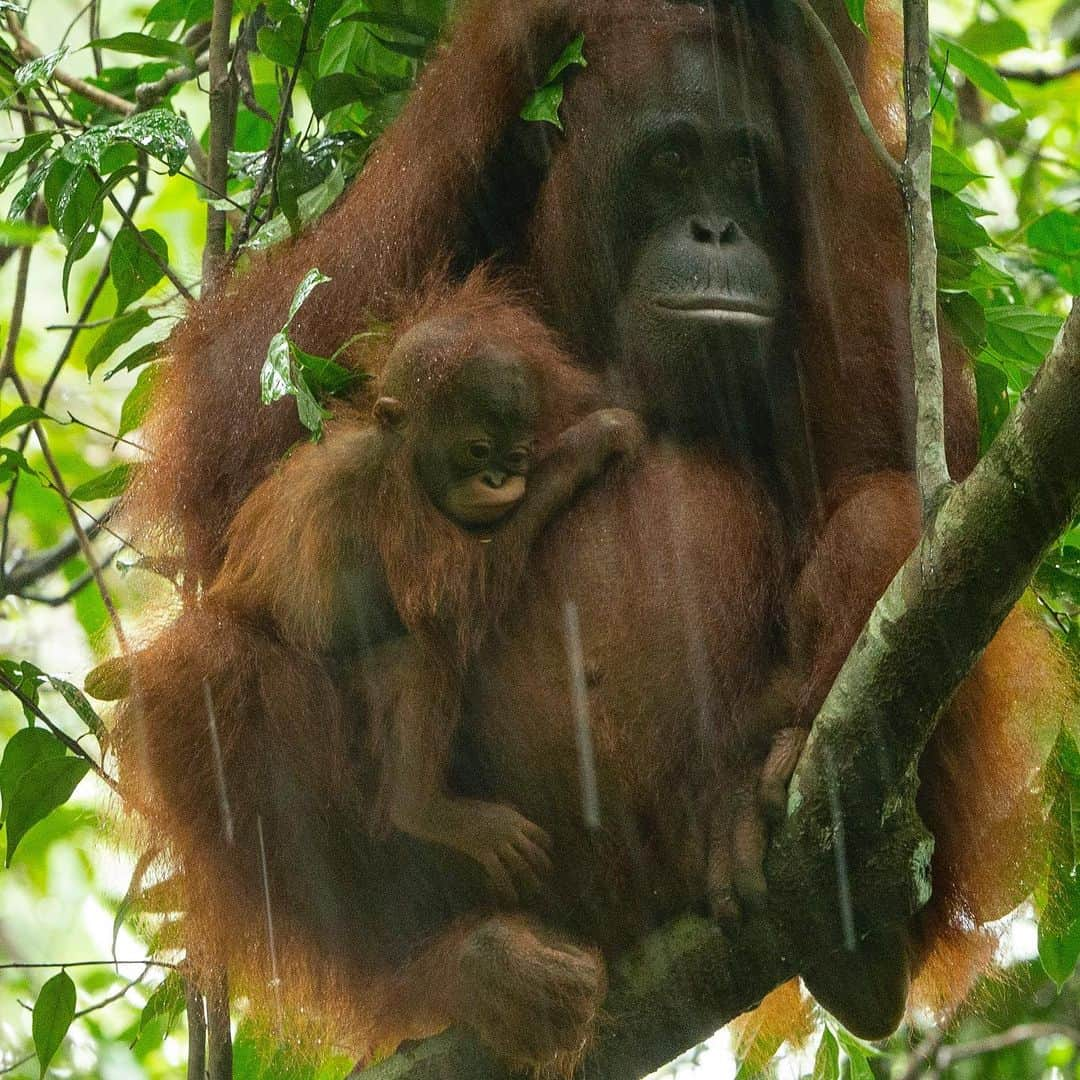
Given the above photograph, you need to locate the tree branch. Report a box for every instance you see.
[996,57,1080,85]
[202,0,236,289]
[358,300,1080,1078]
[902,0,952,516]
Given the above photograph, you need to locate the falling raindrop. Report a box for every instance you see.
[563,598,601,830]
[256,813,285,1030]
[202,678,234,846]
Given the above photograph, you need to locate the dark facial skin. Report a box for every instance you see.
[615,37,798,444]
[379,348,541,528]
[537,28,802,464]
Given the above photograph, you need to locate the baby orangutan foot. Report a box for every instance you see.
[456,915,606,1073]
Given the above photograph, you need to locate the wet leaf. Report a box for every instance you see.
[32,970,76,1077]
[63,109,193,175]
[522,32,586,129]
[0,131,53,194]
[46,676,106,740]
[14,46,69,91]
[286,267,331,323]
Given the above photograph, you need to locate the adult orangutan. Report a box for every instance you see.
[117,0,1061,1070]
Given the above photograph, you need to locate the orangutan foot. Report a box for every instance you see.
[456,915,606,1072]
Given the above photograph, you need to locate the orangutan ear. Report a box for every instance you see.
[373,396,407,431]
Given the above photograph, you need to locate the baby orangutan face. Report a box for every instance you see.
[374,341,541,529]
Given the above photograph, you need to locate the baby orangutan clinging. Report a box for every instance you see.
[209,272,645,901]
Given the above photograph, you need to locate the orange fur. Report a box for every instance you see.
[115,0,1068,1068]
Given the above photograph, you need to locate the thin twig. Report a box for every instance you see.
[72,963,152,1019]
[790,0,902,183]
[935,1022,1080,1071]
[997,56,1080,85]
[5,512,108,592]
[902,0,951,517]
[0,959,175,970]
[9,370,129,650]
[4,14,133,115]
[100,180,193,301]
[0,669,119,792]
[135,53,211,109]
[229,0,316,254]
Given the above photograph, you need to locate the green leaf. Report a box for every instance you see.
[0,727,66,823]
[843,0,867,34]
[932,190,994,252]
[257,14,306,66]
[0,1,28,13]
[837,1031,877,1079]
[0,219,44,245]
[32,970,76,1077]
[938,36,1021,110]
[930,146,986,194]
[84,656,132,701]
[84,308,154,376]
[70,463,133,501]
[146,0,213,23]
[287,267,331,323]
[63,109,193,175]
[291,342,358,396]
[0,131,53,194]
[88,33,195,66]
[339,10,438,38]
[1027,209,1080,294]
[309,72,379,117]
[14,46,68,91]
[0,447,30,484]
[543,31,587,83]
[975,360,1010,454]
[138,972,185,1042]
[110,226,169,312]
[521,83,566,130]
[0,404,47,439]
[367,30,429,59]
[6,756,90,866]
[985,307,1062,369]
[812,1028,840,1080]
[522,33,587,129]
[46,677,105,740]
[956,17,1030,57]
[7,154,53,221]
[942,292,986,352]
[105,341,162,380]
[261,332,293,405]
[118,363,161,437]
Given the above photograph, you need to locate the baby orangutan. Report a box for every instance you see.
[210,273,645,901]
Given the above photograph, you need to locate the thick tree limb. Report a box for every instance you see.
[359,302,1080,1079]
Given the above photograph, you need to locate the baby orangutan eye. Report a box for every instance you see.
[468,440,492,462]
[505,448,530,472]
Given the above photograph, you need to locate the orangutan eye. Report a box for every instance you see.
[505,448,530,472]
[650,146,690,178]
[468,440,492,462]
